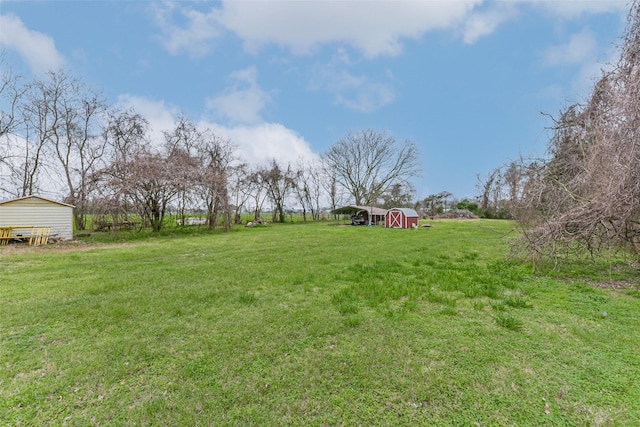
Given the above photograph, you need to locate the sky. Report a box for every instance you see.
[0,0,630,201]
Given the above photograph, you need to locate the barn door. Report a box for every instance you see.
[389,211,402,228]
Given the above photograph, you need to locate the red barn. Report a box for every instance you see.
[385,208,419,229]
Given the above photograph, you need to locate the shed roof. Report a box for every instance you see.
[331,205,389,216]
[388,207,419,217]
[0,194,75,208]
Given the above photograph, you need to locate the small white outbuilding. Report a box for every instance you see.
[0,195,75,240]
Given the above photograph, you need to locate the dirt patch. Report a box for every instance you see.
[587,279,639,291]
[0,240,132,257]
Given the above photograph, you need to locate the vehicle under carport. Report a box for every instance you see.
[330,205,388,226]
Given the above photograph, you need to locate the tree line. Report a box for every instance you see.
[0,67,421,232]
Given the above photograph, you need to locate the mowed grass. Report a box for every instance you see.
[1,220,639,426]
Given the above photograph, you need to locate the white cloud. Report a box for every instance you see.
[152,2,222,57]
[0,13,65,74]
[462,3,519,44]
[310,52,395,112]
[220,1,480,57]
[115,94,180,146]
[152,0,630,59]
[542,28,597,67]
[539,27,619,100]
[153,1,483,58]
[462,1,626,45]
[115,93,317,166]
[203,121,319,166]
[334,82,395,113]
[328,71,395,113]
[205,66,271,124]
[201,67,315,163]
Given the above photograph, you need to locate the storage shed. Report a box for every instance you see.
[385,208,419,229]
[0,195,74,240]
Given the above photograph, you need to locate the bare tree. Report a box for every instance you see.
[228,162,251,224]
[122,147,187,232]
[503,159,539,221]
[160,117,236,232]
[163,117,201,226]
[293,159,323,221]
[160,118,236,232]
[105,109,147,161]
[260,159,296,223]
[306,161,325,221]
[503,162,522,214]
[0,58,25,140]
[245,167,269,221]
[28,70,108,230]
[515,1,640,260]
[324,129,420,205]
[292,163,309,222]
[320,159,345,218]
[0,67,52,198]
[477,168,501,216]
[100,112,186,232]
[4,94,50,197]
[98,109,149,223]
[193,129,235,231]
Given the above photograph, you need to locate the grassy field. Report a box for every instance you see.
[1,220,639,426]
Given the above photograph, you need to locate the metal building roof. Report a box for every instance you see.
[0,194,75,208]
[330,205,389,216]
[388,207,419,217]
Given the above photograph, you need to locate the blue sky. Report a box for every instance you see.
[0,0,629,200]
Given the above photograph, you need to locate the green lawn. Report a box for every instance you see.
[1,220,639,426]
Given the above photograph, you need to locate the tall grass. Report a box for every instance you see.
[1,219,639,425]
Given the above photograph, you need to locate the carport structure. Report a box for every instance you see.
[331,205,388,225]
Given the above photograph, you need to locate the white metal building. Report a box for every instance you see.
[0,195,75,240]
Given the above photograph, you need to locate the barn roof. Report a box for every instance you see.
[388,207,419,217]
[0,194,75,208]
[331,205,388,216]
